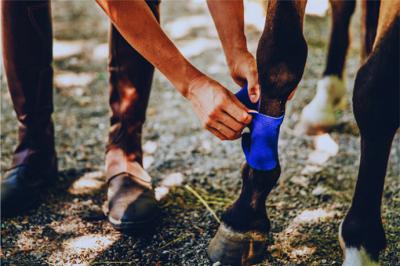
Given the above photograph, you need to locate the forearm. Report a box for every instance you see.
[96,0,203,97]
[207,0,247,66]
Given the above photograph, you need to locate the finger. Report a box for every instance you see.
[233,76,246,87]
[217,110,245,132]
[248,83,260,103]
[212,121,240,140]
[207,126,228,140]
[224,95,253,125]
[245,68,260,103]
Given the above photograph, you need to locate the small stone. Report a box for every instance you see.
[143,141,158,154]
[312,185,328,196]
[290,176,309,188]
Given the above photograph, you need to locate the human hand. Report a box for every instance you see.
[228,50,260,103]
[187,76,252,140]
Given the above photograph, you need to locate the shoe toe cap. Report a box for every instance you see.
[108,187,159,228]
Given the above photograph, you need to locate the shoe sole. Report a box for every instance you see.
[107,209,160,233]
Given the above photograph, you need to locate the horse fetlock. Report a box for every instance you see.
[221,202,270,234]
[208,222,267,266]
[215,164,276,257]
[339,212,386,265]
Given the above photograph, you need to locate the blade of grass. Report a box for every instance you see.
[184,185,221,224]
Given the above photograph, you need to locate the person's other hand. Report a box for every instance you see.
[228,50,260,103]
[187,76,252,140]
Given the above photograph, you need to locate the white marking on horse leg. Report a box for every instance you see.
[342,248,380,266]
[296,75,346,134]
[339,222,380,266]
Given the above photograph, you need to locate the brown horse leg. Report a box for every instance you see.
[340,1,398,264]
[298,0,356,135]
[361,0,380,60]
[208,1,308,265]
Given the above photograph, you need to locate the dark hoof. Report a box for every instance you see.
[208,223,267,265]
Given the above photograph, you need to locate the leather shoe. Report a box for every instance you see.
[1,156,57,217]
[105,173,159,232]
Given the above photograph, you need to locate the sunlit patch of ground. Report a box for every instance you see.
[155,172,185,201]
[269,208,339,263]
[68,171,105,195]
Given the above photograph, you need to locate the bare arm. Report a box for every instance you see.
[207,0,247,65]
[96,0,200,96]
[96,0,252,140]
[207,0,260,103]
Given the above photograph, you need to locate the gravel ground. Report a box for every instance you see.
[1,1,399,265]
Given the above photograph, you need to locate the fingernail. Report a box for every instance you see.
[250,94,257,102]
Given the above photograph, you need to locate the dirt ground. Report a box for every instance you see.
[1,1,399,265]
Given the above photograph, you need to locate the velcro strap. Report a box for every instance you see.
[235,86,284,171]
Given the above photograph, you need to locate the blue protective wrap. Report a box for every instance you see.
[235,86,284,171]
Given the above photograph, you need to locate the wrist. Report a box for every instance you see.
[186,74,211,101]
[169,59,205,99]
[226,46,250,69]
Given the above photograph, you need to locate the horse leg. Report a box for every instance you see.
[208,1,308,265]
[298,0,355,135]
[361,0,380,60]
[340,2,399,264]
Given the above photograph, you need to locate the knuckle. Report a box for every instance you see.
[215,103,224,112]
[203,120,211,128]
[209,110,218,120]
[227,134,235,140]
[235,124,243,131]
[217,97,227,108]
[239,113,248,122]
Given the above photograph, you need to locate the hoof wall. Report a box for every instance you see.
[208,223,267,265]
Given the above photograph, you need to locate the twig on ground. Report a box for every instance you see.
[159,232,192,250]
[184,185,221,224]
[203,196,232,203]
[205,200,229,206]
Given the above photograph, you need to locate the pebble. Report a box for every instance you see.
[312,185,328,196]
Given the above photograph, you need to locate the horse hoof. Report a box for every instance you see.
[207,223,267,265]
[338,221,380,266]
